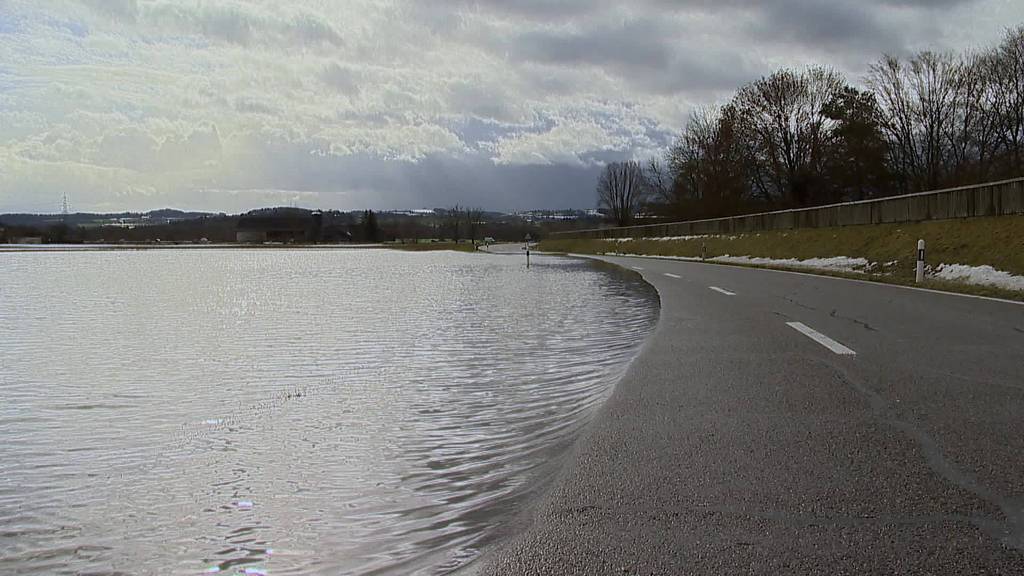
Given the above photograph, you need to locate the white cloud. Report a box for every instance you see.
[495,120,614,166]
[0,0,1021,212]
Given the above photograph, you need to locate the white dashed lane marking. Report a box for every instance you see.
[664,273,681,279]
[786,322,857,356]
[709,286,736,296]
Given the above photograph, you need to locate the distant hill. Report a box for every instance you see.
[146,209,221,220]
[1,205,601,245]
[0,209,218,227]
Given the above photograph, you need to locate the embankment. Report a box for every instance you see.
[540,214,1024,301]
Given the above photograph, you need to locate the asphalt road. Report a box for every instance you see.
[474,253,1024,575]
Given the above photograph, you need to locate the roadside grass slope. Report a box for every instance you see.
[540,215,1024,301]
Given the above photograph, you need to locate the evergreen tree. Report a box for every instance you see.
[362,210,380,242]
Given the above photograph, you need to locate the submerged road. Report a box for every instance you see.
[477,252,1024,574]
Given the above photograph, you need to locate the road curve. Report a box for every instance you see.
[473,253,1024,575]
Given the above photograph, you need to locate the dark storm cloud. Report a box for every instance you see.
[499,17,758,94]
[512,19,672,70]
[477,0,985,92]
[753,0,898,51]
[742,0,976,57]
[395,155,605,210]
[200,144,604,212]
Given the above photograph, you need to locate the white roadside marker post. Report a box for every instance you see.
[701,242,707,261]
[915,239,925,284]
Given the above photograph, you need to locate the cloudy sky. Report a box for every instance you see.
[1,0,1022,213]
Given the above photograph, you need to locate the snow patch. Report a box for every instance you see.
[604,252,701,261]
[594,250,1023,292]
[602,234,739,242]
[933,263,1024,291]
[603,252,870,272]
[710,255,871,272]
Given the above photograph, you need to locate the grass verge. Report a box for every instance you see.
[388,242,480,253]
[539,215,1024,302]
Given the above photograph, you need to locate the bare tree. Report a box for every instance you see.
[445,205,463,242]
[645,158,671,205]
[733,66,846,206]
[650,29,1021,220]
[465,207,484,244]
[665,105,751,216]
[987,26,1024,176]
[868,51,982,191]
[597,161,648,227]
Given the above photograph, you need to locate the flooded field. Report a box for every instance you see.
[0,248,658,575]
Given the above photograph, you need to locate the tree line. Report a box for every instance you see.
[0,207,564,244]
[598,26,1024,226]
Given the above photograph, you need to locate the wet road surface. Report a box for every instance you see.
[477,253,1024,575]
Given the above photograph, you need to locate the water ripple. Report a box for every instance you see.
[0,249,658,575]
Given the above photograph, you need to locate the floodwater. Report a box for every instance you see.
[0,248,658,575]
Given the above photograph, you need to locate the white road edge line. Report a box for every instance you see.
[584,253,1023,307]
[632,266,644,271]
[709,286,736,296]
[786,322,857,356]
[664,273,682,279]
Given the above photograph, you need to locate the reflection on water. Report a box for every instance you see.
[0,249,658,575]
